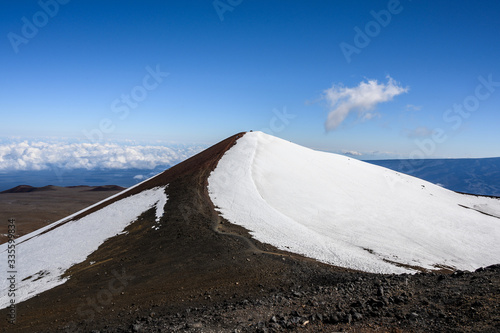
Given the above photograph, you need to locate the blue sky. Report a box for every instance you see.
[1,0,500,160]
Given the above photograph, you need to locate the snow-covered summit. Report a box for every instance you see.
[208,131,500,274]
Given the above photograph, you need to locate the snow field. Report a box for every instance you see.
[208,131,500,274]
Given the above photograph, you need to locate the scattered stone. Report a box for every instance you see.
[131,323,143,332]
[409,312,419,320]
[186,322,203,328]
[353,312,363,321]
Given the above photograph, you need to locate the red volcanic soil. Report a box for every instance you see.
[1,132,499,332]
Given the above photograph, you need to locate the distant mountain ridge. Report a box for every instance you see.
[366,157,500,197]
[1,185,57,193]
[1,184,126,194]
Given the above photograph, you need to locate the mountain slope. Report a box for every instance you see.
[1,131,499,332]
[208,131,500,273]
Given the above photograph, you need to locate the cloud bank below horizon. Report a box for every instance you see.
[0,141,206,172]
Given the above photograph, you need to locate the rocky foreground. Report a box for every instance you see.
[67,264,500,333]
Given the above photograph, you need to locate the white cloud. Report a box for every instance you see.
[0,141,206,171]
[323,76,408,131]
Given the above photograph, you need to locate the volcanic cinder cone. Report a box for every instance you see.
[1,131,499,332]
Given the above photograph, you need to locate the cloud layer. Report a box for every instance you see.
[342,150,362,157]
[0,141,205,171]
[323,76,408,131]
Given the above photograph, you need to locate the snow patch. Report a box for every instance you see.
[0,185,167,309]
